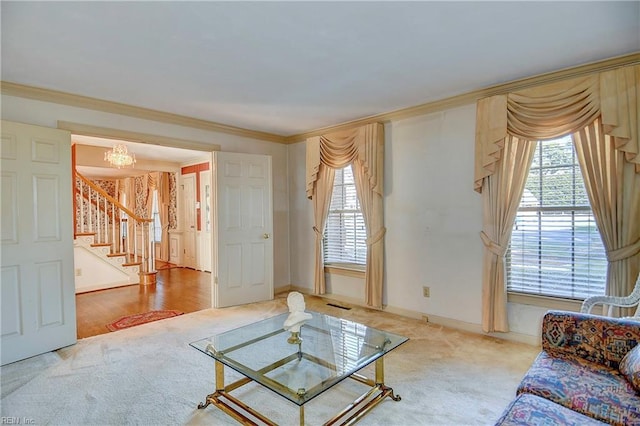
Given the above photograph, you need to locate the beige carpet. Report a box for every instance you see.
[1,294,539,425]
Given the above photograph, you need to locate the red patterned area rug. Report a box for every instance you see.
[106,310,184,332]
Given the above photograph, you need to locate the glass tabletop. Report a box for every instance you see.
[190,311,408,405]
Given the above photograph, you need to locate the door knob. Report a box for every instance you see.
[263,233,270,239]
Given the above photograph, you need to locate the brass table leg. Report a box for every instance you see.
[197,360,225,409]
[324,356,401,426]
[197,361,277,425]
[375,357,401,402]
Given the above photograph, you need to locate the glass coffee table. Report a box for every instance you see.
[190,311,408,425]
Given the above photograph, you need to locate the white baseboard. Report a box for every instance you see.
[284,285,540,347]
[75,280,136,294]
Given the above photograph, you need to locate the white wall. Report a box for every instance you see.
[74,246,131,292]
[288,103,545,342]
[3,94,546,341]
[2,95,291,290]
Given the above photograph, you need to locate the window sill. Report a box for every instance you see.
[324,265,365,279]
[507,292,584,312]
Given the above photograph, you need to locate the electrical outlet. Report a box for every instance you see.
[75,268,82,276]
[422,286,430,298]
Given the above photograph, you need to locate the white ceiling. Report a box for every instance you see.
[2,2,639,138]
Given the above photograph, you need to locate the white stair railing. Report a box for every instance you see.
[74,171,156,278]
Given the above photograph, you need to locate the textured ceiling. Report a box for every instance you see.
[2,1,639,137]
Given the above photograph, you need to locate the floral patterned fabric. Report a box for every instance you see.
[517,351,640,425]
[620,344,640,391]
[542,310,640,369]
[495,393,606,426]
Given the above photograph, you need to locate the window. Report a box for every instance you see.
[323,165,367,267]
[507,135,607,299]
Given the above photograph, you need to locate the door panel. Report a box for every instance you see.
[182,174,196,268]
[214,152,273,308]
[1,120,76,365]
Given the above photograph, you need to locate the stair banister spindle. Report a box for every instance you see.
[88,187,93,233]
[103,196,108,247]
[122,216,126,255]
[150,222,155,273]
[79,179,85,233]
[95,191,100,243]
[141,223,146,273]
[133,221,138,263]
[145,222,149,273]
[111,202,116,254]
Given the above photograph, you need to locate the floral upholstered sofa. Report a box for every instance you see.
[496,310,640,425]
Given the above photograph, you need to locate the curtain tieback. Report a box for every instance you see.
[480,231,507,257]
[312,226,322,237]
[366,227,386,245]
[606,238,640,262]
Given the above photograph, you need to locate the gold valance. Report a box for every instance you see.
[306,123,384,198]
[475,64,640,192]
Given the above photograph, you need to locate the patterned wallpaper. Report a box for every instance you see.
[134,175,147,218]
[93,180,116,198]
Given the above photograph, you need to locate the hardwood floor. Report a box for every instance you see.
[75,267,211,339]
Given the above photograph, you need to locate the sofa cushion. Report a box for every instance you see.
[620,343,640,391]
[542,311,640,368]
[495,393,605,426]
[517,351,640,425]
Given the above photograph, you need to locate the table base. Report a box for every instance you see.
[197,357,401,426]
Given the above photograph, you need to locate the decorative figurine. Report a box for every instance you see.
[284,292,312,345]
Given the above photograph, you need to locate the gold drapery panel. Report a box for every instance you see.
[574,119,640,316]
[311,165,335,296]
[480,137,537,332]
[306,122,385,309]
[145,172,171,261]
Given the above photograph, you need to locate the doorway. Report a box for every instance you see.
[73,134,216,337]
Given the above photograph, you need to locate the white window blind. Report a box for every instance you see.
[323,165,367,266]
[507,135,607,299]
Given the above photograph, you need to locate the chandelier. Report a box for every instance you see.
[104,144,136,169]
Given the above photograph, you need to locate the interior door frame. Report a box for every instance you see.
[60,122,220,312]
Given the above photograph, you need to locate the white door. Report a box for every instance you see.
[213,152,273,308]
[1,120,76,365]
[182,174,197,269]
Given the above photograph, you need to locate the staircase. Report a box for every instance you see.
[74,170,157,287]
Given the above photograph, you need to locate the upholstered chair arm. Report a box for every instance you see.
[541,310,640,368]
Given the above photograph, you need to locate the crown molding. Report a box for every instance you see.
[283,52,640,143]
[59,121,221,152]
[3,52,638,146]
[0,81,287,144]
